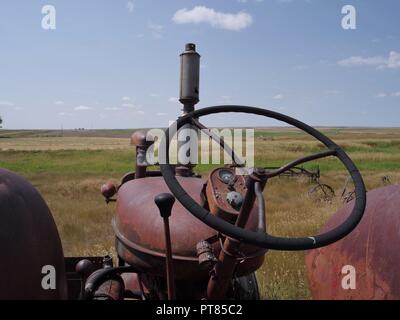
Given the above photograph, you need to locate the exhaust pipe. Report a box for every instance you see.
[179,43,200,114]
[176,43,201,176]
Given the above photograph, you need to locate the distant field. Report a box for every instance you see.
[1,127,399,174]
[1,127,399,299]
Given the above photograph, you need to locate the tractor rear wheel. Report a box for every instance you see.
[231,272,260,300]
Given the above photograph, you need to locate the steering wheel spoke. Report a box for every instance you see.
[191,118,246,167]
[254,181,267,233]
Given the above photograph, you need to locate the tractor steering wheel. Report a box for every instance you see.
[160,106,366,251]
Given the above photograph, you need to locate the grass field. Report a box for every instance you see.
[1,127,399,299]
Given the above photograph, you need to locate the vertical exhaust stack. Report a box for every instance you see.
[175,43,201,176]
[179,43,200,114]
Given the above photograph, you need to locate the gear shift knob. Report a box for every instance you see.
[154,193,175,218]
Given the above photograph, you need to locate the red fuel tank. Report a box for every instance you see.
[305,185,400,299]
[113,176,265,281]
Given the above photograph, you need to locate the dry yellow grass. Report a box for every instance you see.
[0,137,130,151]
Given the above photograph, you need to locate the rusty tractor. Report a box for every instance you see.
[4,43,391,300]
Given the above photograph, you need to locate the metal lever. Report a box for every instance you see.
[154,193,176,300]
[101,182,117,203]
[207,168,268,300]
[254,181,266,233]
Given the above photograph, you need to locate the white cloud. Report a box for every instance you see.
[173,6,253,31]
[54,100,64,105]
[338,56,387,68]
[122,103,136,108]
[168,97,179,103]
[104,107,121,111]
[137,110,145,115]
[338,51,400,70]
[0,101,14,106]
[272,94,284,100]
[293,64,308,70]
[75,105,92,111]
[58,112,72,116]
[126,1,134,13]
[324,89,341,95]
[121,96,131,101]
[375,91,400,98]
[156,112,167,116]
[150,93,159,97]
[148,23,164,38]
[388,51,400,69]
[149,23,163,31]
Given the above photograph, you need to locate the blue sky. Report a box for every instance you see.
[0,0,399,129]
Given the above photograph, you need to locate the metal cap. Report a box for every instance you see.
[185,43,196,52]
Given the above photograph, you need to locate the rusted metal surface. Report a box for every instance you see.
[101,181,117,202]
[0,168,67,300]
[130,130,149,147]
[206,167,248,223]
[131,130,154,179]
[196,240,217,268]
[121,273,147,299]
[65,256,111,299]
[305,185,400,299]
[207,238,242,300]
[114,176,264,281]
[207,168,268,300]
[93,278,124,300]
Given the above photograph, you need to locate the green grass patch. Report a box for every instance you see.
[0,149,135,175]
[2,148,399,176]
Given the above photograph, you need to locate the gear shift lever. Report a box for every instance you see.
[154,193,176,300]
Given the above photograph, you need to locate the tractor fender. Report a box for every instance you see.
[0,168,67,299]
